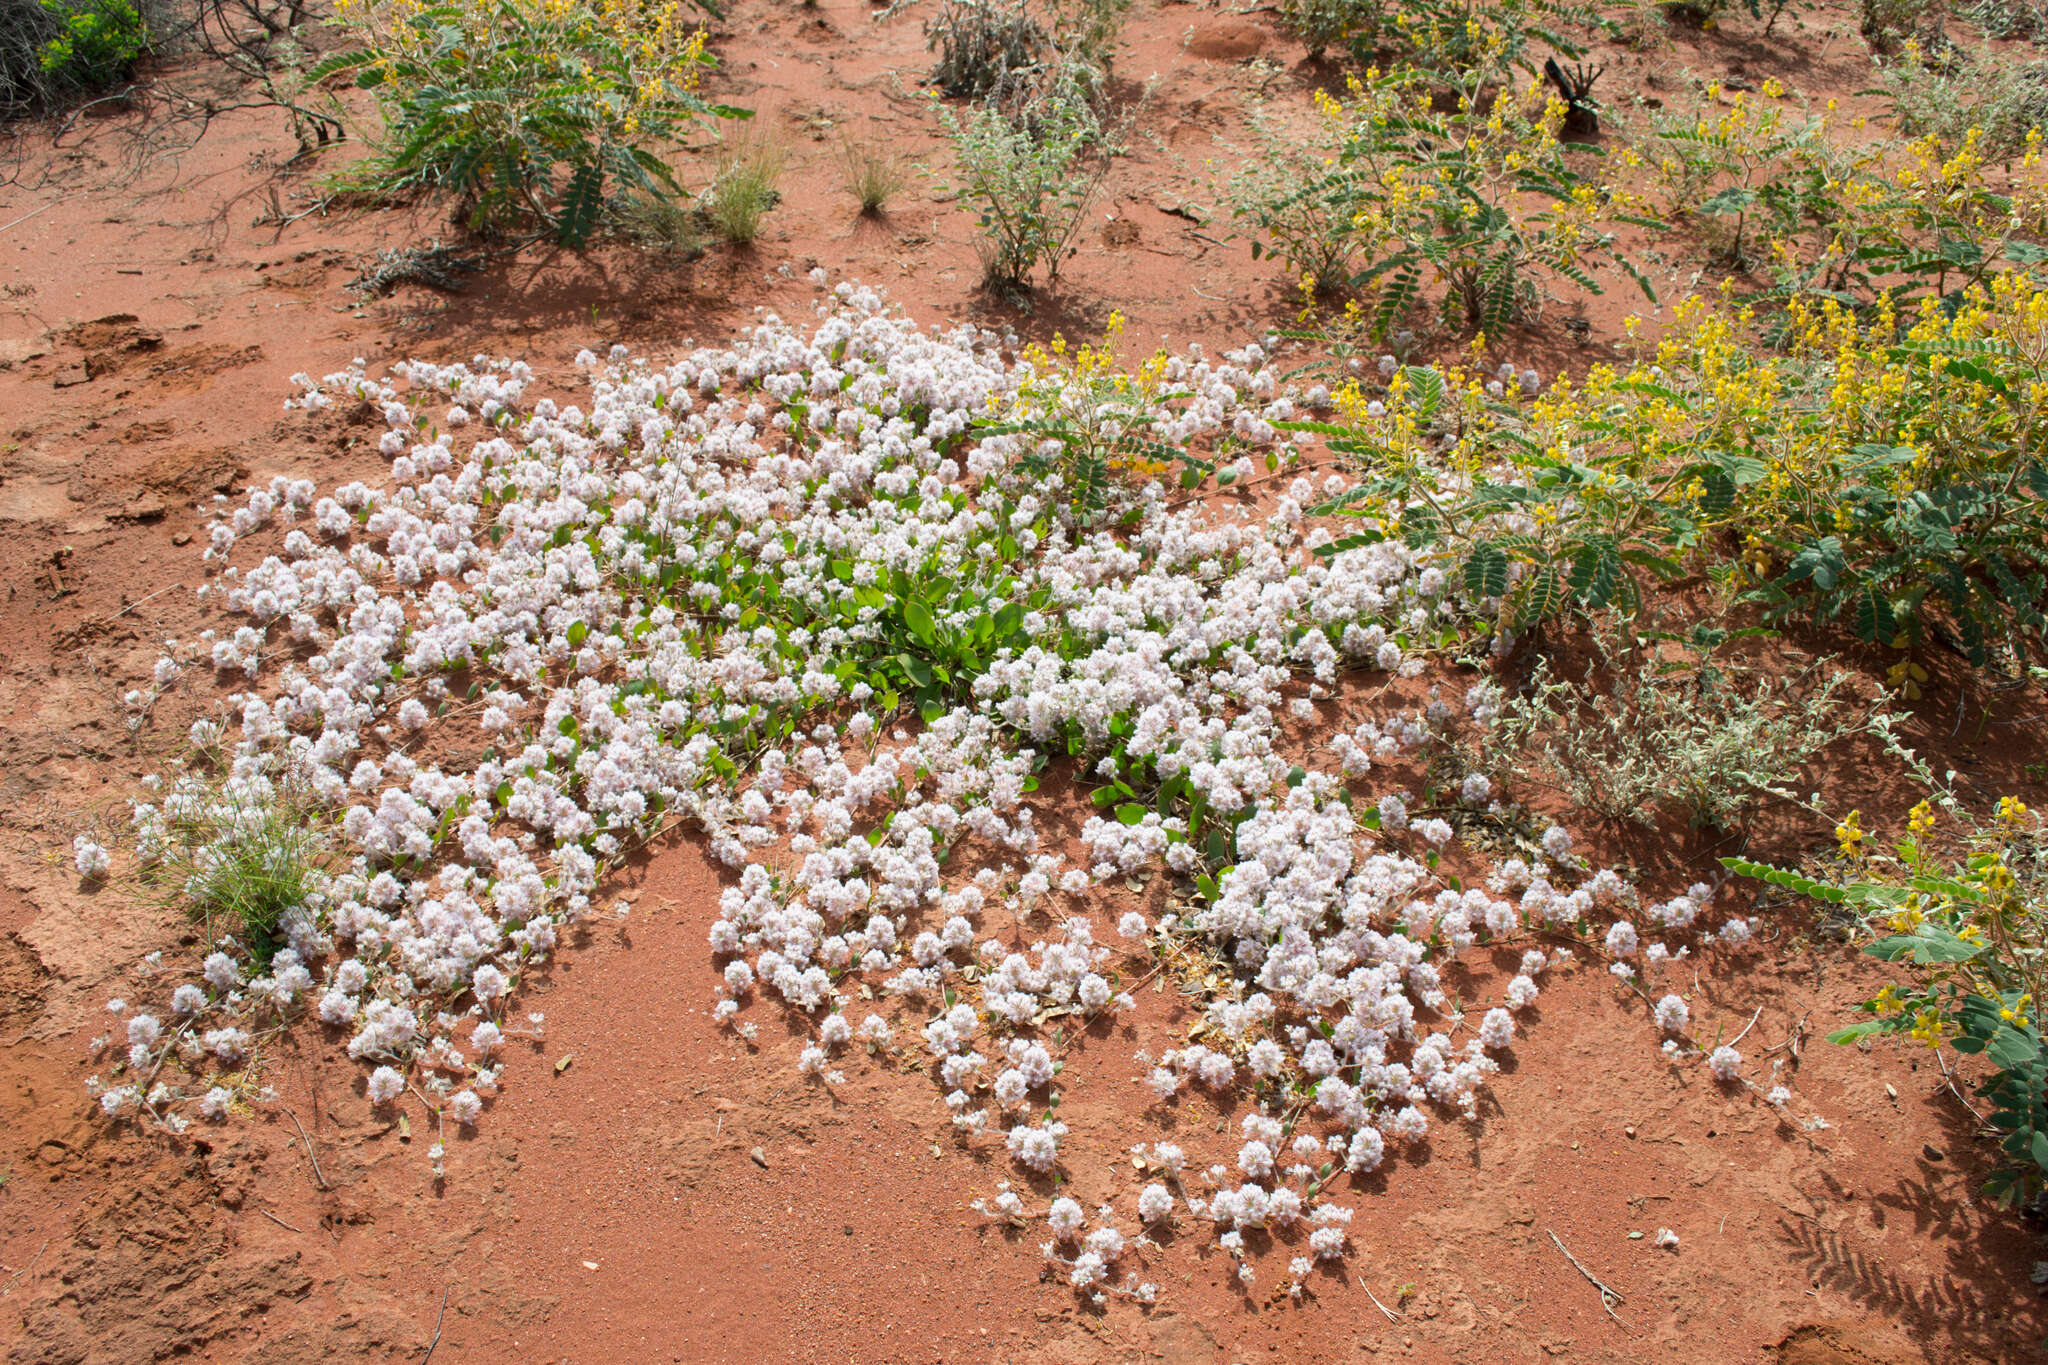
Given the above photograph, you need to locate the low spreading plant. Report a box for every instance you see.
[88,281,1814,1300]
[1475,618,1880,828]
[320,0,746,246]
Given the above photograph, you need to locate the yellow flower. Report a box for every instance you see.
[1909,1008,1943,1047]
[1835,809,1865,858]
[1907,800,1936,837]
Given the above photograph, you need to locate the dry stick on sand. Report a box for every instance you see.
[105,581,185,625]
[1728,1004,1766,1050]
[282,1105,331,1191]
[1936,1050,1989,1125]
[258,1207,303,1233]
[1,1240,49,1293]
[1548,1229,1630,1328]
[418,1284,450,1365]
[1053,958,1171,1059]
[1761,1011,1811,1058]
[1358,1279,1401,1322]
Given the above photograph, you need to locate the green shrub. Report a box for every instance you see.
[1040,0,1126,77]
[918,0,1047,100]
[1286,60,1656,339]
[1,0,146,114]
[902,0,1124,102]
[1879,45,2048,162]
[608,194,706,254]
[1298,264,2048,669]
[1477,616,1879,828]
[1274,0,1593,75]
[935,69,1113,288]
[1859,0,1933,51]
[1227,103,1363,297]
[1645,78,1848,268]
[1276,0,1383,60]
[36,0,144,87]
[320,0,747,246]
[1957,0,2047,37]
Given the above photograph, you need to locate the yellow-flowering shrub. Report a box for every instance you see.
[1237,53,1657,340]
[1728,778,2048,1206]
[1301,272,2048,664]
[1645,75,2048,304]
[320,0,746,245]
[986,313,1246,516]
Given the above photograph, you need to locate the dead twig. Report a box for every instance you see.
[0,202,54,235]
[106,581,187,625]
[1358,1278,1401,1322]
[1548,1228,1629,1327]
[1053,959,1169,1058]
[56,582,189,651]
[1,1240,49,1294]
[418,1284,450,1364]
[1728,1004,1765,1050]
[1937,1050,1989,1126]
[1762,1011,1810,1059]
[282,1104,331,1191]
[258,1207,303,1233]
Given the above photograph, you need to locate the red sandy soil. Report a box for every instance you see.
[3,1,2048,1361]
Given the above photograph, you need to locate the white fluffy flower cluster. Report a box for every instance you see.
[94,283,1776,1292]
[73,836,110,879]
